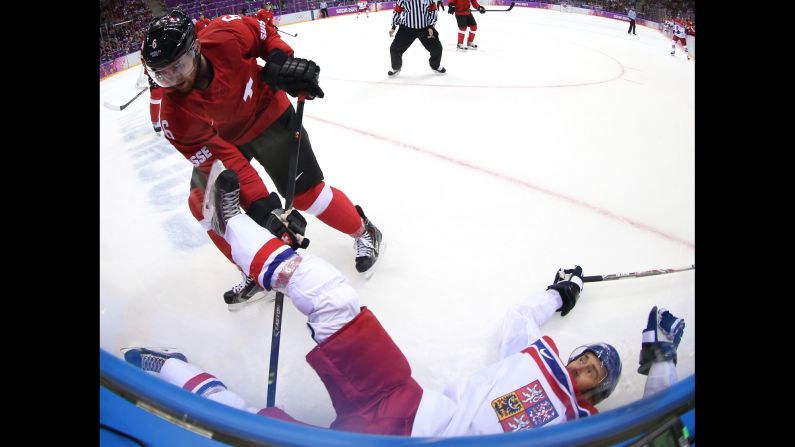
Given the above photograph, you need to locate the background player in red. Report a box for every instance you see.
[447,0,485,51]
[670,17,691,60]
[194,13,211,33]
[141,11,383,309]
[147,68,164,136]
[256,2,275,26]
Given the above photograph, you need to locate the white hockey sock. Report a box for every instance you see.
[225,214,297,291]
[160,359,257,412]
[286,255,361,343]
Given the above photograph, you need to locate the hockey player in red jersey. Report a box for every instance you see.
[670,17,691,60]
[138,50,164,136]
[447,0,486,50]
[141,11,383,309]
[124,168,686,436]
[255,2,275,26]
[147,71,164,136]
[194,13,211,33]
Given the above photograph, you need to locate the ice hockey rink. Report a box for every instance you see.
[100,6,694,428]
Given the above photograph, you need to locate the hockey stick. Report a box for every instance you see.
[103,88,147,111]
[276,27,298,37]
[266,94,307,408]
[583,264,694,283]
[469,1,514,12]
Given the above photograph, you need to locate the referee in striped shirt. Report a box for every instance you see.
[388,0,446,77]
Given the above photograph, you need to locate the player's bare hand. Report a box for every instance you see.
[389,28,395,37]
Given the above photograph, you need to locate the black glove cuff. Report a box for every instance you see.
[268,48,289,65]
[248,193,283,227]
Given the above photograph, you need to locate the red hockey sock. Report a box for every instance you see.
[458,28,466,44]
[468,25,477,43]
[149,88,163,128]
[294,182,364,236]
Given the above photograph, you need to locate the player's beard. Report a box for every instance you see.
[173,58,200,94]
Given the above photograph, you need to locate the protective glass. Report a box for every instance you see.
[147,42,198,88]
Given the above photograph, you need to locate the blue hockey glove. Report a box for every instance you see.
[637,306,685,375]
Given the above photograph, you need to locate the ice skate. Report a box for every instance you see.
[353,205,383,279]
[224,272,275,311]
[122,347,187,373]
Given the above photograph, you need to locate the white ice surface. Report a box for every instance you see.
[100,7,694,428]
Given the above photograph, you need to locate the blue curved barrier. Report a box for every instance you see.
[100,348,694,446]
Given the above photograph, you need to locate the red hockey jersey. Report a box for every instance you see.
[448,0,482,16]
[194,18,211,33]
[158,14,294,208]
[255,9,275,26]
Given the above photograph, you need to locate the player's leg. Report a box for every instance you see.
[122,347,257,412]
[188,168,270,308]
[466,15,478,49]
[240,107,383,275]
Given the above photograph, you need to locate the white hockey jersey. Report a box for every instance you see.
[410,290,597,436]
[673,19,687,38]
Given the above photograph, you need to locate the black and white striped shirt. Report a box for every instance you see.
[391,0,438,30]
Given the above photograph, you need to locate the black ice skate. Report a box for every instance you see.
[466,42,478,50]
[224,273,275,311]
[209,169,242,236]
[432,66,447,74]
[353,205,383,279]
[388,68,401,77]
[457,43,467,51]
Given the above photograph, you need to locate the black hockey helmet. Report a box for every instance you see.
[142,10,197,71]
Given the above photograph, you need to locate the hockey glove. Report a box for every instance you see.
[248,192,310,250]
[437,0,445,11]
[261,49,325,100]
[547,265,583,317]
[448,4,455,14]
[638,306,685,375]
[478,5,486,13]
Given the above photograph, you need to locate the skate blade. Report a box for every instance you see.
[227,289,277,312]
[359,240,386,280]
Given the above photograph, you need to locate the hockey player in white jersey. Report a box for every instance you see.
[670,17,692,60]
[123,167,686,436]
[357,1,369,18]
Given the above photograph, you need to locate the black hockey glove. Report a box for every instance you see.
[448,4,455,14]
[478,5,486,13]
[248,192,310,250]
[261,49,325,100]
[547,265,583,317]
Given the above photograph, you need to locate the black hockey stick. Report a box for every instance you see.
[103,88,147,111]
[469,1,514,12]
[266,94,307,408]
[276,27,298,37]
[583,264,694,283]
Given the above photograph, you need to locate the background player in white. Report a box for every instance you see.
[123,166,686,436]
[357,1,369,18]
[671,17,691,60]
